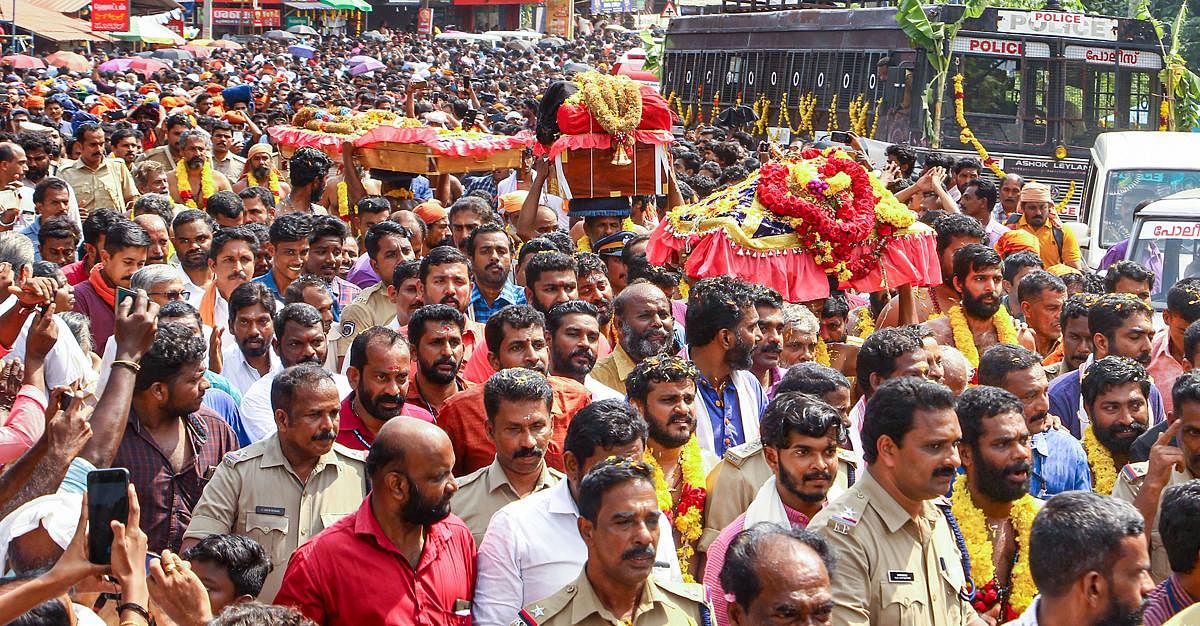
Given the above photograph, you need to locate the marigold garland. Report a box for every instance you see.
[1083,426,1119,494]
[1055,180,1076,214]
[644,437,707,582]
[176,158,216,210]
[869,97,883,138]
[1159,100,1171,132]
[815,338,831,367]
[576,72,642,163]
[246,168,282,205]
[848,95,870,137]
[576,218,638,253]
[950,474,1037,620]
[854,305,876,339]
[947,304,1019,369]
[953,74,1006,178]
[337,181,350,218]
[826,94,839,132]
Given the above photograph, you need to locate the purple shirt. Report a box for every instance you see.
[346,253,381,289]
[72,279,116,351]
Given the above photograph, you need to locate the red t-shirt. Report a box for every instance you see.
[336,393,435,451]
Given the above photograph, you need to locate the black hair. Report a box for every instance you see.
[934,213,986,256]
[357,196,391,217]
[577,457,655,523]
[391,259,422,290]
[418,245,470,283]
[776,362,851,397]
[103,219,151,256]
[952,156,981,174]
[626,354,697,404]
[268,212,313,245]
[1016,270,1066,304]
[273,302,322,344]
[31,259,59,279]
[885,143,917,170]
[516,237,560,267]
[239,186,276,210]
[181,534,273,598]
[952,243,1001,288]
[760,391,843,448]
[820,293,849,319]
[8,597,71,626]
[924,151,956,171]
[483,367,554,423]
[720,523,837,611]
[563,398,648,464]
[965,177,998,208]
[131,194,175,226]
[954,385,1024,450]
[159,300,203,328]
[282,274,327,306]
[976,344,1042,388]
[228,281,277,326]
[1186,320,1200,366]
[464,221,511,257]
[545,299,598,337]
[1080,355,1152,408]
[208,603,316,626]
[406,303,466,347]
[1167,277,1200,323]
[309,214,348,244]
[619,234,651,269]
[1173,370,1200,419]
[347,326,407,372]
[861,377,956,464]
[1103,260,1155,294]
[287,146,332,188]
[31,177,68,205]
[206,190,244,221]
[364,221,412,261]
[542,230,577,255]
[627,259,683,296]
[172,209,215,234]
[208,226,257,262]
[135,322,207,391]
[37,215,79,247]
[685,276,755,347]
[1029,491,1144,597]
[523,250,575,288]
[16,130,55,156]
[164,113,193,131]
[1060,292,1099,329]
[1087,293,1152,344]
[484,304,545,353]
[1160,481,1200,574]
[856,326,924,395]
[80,207,122,247]
[574,252,606,281]
[1002,251,1044,284]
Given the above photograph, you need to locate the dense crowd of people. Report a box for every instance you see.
[0,22,1194,626]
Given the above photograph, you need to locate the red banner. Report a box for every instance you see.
[213,7,280,26]
[416,7,432,34]
[92,0,131,32]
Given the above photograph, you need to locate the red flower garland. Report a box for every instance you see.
[972,579,1019,622]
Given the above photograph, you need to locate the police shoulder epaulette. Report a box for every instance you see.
[332,442,368,463]
[836,448,858,466]
[512,582,575,625]
[722,440,763,468]
[1120,462,1149,484]
[658,578,707,603]
[826,498,867,535]
[221,440,265,466]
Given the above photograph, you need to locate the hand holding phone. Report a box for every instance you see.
[86,468,130,565]
[115,286,136,314]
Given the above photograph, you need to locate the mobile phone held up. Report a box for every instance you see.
[829,130,852,145]
[87,468,130,565]
[115,286,136,313]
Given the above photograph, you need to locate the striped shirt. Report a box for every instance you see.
[1145,574,1196,626]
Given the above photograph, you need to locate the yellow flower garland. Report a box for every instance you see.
[246,168,282,205]
[576,218,637,253]
[854,305,876,339]
[950,474,1038,615]
[815,338,831,367]
[576,72,642,136]
[643,437,706,582]
[176,158,216,210]
[947,304,1019,369]
[953,74,1006,178]
[1082,426,1119,494]
[826,94,839,132]
[337,181,350,218]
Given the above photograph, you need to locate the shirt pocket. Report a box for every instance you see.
[879,581,928,626]
[242,512,290,561]
[74,178,96,208]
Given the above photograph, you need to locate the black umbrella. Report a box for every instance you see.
[505,39,534,52]
[537,37,565,48]
[716,104,758,128]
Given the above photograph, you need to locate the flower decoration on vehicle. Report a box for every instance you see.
[953,74,1006,178]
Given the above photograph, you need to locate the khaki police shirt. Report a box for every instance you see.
[1111,462,1193,583]
[809,470,980,626]
[513,568,712,626]
[139,144,180,171]
[451,458,564,545]
[336,282,397,359]
[701,440,857,551]
[183,434,369,602]
[213,152,246,183]
[59,157,137,213]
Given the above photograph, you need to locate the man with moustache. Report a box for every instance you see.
[221,282,281,396]
[748,286,786,398]
[978,344,1092,497]
[1080,356,1152,495]
[810,377,986,626]
[338,327,435,451]
[1016,270,1068,359]
[275,417,475,626]
[198,227,257,333]
[452,368,563,545]
[1149,278,1200,415]
[235,143,291,199]
[166,129,234,206]
[703,392,845,626]
[1043,293,1098,379]
[468,222,524,324]
[72,219,150,349]
[405,304,472,417]
[876,213,985,326]
[337,221,416,367]
[416,246,484,361]
[546,300,623,401]
[473,400,684,626]
[1049,293,1165,438]
[183,364,368,601]
[388,260,424,329]
[253,213,312,308]
[173,210,216,306]
[924,244,1036,358]
[303,215,360,320]
[517,458,713,626]
[703,363,858,551]
[575,253,617,348]
[952,386,1039,620]
[1113,370,1200,582]
[134,213,170,266]
[240,303,353,442]
[439,304,591,476]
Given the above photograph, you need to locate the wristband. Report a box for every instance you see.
[116,602,151,622]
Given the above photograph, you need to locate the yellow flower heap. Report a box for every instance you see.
[574,72,642,165]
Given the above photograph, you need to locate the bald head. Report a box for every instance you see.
[940,346,971,396]
[366,416,458,527]
[0,142,26,186]
[366,416,453,480]
[614,281,671,320]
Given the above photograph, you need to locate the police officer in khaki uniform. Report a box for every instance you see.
[183,364,368,602]
[809,378,985,626]
[336,220,415,364]
[512,458,712,626]
[702,440,856,550]
[60,124,138,214]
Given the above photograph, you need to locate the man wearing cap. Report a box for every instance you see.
[593,231,635,296]
[235,144,291,204]
[1007,182,1082,270]
[414,200,452,251]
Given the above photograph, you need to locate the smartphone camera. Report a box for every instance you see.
[86,468,130,565]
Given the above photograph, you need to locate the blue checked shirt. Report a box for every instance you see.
[470,281,526,324]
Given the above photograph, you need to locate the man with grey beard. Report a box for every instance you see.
[592,282,679,396]
[182,363,369,602]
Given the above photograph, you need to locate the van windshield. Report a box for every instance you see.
[1128,219,1200,310]
[1099,169,1200,248]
